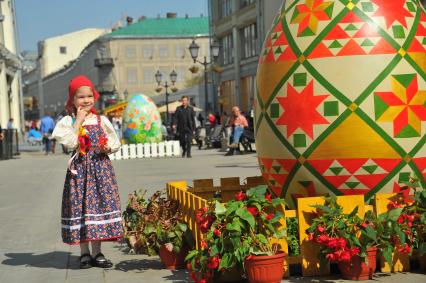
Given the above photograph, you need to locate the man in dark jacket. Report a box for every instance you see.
[172,96,196,158]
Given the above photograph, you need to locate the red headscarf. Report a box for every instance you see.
[66,75,100,114]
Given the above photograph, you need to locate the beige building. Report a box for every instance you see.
[0,0,22,129]
[38,28,109,78]
[24,14,210,115]
[209,0,282,114]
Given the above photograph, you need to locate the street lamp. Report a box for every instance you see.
[188,38,220,114]
[155,69,177,125]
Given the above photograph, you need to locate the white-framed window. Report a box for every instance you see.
[143,45,153,59]
[241,23,258,59]
[126,46,136,58]
[143,68,154,83]
[159,46,169,58]
[126,67,138,84]
[175,45,185,58]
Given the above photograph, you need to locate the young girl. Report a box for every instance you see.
[53,75,123,269]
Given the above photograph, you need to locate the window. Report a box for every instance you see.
[176,66,186,82]
[143,68,154,83]
[59,46,67,54]
[240,0,255,8]
[126,46,136,58]
[175,45,185,58]
[221,34,234,65]
[219,0,233,18]
[143,46,153,59]
[126,67,138,84]
[241,23,258,59]
[159,46,169,58]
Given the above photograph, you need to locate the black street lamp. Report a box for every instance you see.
[188,38,220,114]
[155,69,177,125]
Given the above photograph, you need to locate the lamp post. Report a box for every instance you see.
[155,69,177,125]
[188,39,220,114]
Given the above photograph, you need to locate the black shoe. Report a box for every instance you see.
[79,253,93,269]
[225,152,234,156]
[182,150,186,158]
[91,252,113,268]
[187,154,192,158]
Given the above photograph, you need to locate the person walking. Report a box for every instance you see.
[52,75,123,269]
[172,96,196,158]
[40,113,55,155]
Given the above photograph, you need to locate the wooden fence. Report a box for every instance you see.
[166,176,421,277]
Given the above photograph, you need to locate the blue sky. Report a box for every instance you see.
[15,0,208,52]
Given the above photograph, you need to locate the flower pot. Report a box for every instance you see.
[338,247,377,280]
[159,245,188,270]
[244,252,286,283]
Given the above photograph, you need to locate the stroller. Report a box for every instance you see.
[239,127,255,152]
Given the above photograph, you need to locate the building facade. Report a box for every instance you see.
[0,0,22,129]
[24,14,210,116]
[208,0,282,114]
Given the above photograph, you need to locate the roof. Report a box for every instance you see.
[104,17,210,38]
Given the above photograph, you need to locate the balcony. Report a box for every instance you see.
[94,57,114,68]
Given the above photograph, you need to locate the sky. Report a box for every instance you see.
[15,0,209,52]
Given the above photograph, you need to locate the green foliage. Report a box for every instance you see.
[186,186,286,282]
[286,217,300,256]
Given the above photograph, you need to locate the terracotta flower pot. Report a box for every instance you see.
[244,252,286,283]
[159,245,188,270]
[338,247,377,280]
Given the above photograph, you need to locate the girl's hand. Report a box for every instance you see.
[99,143,111,154]
[76,106,89,123]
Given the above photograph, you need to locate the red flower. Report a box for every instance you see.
[265,192,273,203]
[190,271,197,282]
[316,234,330,244]
[206,255,220,269]
[200,220,211,233]
[398,243,411,254]
[349,247,360,257]
[387,201,402,210]
[326,237,339,249]
[235,191,247,201]
[201,240,208,249]
[265,213,274,221]
[308,233,314,241]
[198,279,207,283]
[326,253,336,261]
[98,136,108,147]
[317,225,325,233]
[361,222,368,228]
[213,228,221,237]
[336,238,347,249]
[397,215,404,224]
[339,251,351,262]
[247,206,259,216]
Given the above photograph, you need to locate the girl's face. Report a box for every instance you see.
[74,86,94,112]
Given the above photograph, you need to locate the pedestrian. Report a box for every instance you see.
[7,118,14,129]
[225,106,249,156]
[172,96,196,158]
[197,113,204,127]
[52,75,123,269]
[40,113,55,155]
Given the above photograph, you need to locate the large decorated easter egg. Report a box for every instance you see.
[122,94,162,143]
[255,0,426,205]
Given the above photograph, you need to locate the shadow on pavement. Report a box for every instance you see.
[162,269,191,282]
[1,251,78,270]
[114,258,164,272]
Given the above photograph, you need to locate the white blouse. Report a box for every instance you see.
[52,115,121,153]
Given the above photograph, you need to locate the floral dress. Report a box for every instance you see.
[53,115,123,245]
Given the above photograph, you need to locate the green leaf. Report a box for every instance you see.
[348,206,359,218]
[381,246,393,267]
[311,204,332,214]
[386,208,403,221]
[364,226,377,242]
[272,198,285,207]
[143,224,156,235]
[177,223,187,232]
[215,201,226,215]
[246,186,267,198]
[236,207,255,228]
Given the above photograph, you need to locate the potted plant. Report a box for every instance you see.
[142,191,194,269]
[186,186,287,283]
[189,65,199,74]
[306,197,383,280]
[122,189,148,253]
